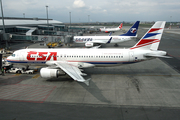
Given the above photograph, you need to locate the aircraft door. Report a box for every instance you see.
[129,51,134,62]
[19,51,26,61]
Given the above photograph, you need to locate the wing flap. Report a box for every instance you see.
[54,61,90,86]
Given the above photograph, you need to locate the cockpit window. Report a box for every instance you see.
[11,54,15,57]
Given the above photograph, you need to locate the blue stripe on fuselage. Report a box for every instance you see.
[7,60,137,65]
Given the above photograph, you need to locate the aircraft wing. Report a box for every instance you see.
[54,61,90,86]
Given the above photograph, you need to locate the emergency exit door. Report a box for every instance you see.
[129,51,134,62]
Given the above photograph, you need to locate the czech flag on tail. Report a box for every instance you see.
[130,21,166,50]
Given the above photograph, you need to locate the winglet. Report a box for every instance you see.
[106,37,112,44]
[84,78,91,86]
[109,32,112,36]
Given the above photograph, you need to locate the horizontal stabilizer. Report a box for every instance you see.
[144,54,172,58]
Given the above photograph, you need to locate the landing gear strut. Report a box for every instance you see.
[114,44,118,47]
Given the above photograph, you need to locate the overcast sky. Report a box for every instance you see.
[2,0,180,23]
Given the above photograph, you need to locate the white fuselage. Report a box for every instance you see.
[73,36,136,44]
[7,48,155,67]
[100,27,120,33]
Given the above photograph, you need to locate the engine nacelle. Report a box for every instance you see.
[40,68,65,78]
[85,42,94,47]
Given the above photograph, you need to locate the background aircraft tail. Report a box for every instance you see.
[130,21,166,50]
[118,23,123,29]
[120,21,140,36]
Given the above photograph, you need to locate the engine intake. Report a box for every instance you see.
[85,42,94,47]
[40,68,65,78]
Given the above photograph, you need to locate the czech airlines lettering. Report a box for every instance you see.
[75,38,93,42]
[27,51,57,61]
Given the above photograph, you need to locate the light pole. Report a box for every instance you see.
[46,5,49,35]
[0,0,5,33]
[88,15,90,24]
[170,16,172,29]
[69,12,71,28]
[0,0,8,49]
[23,13,25,18]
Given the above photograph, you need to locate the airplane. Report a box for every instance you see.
[100,23,123,33]
[7,21,170,86]
[74,21,139,47]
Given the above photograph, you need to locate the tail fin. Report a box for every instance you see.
[118,23,123,29]
[130,21,166,50]
[120,21,140,36]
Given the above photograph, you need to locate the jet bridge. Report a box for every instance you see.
[16,26,37,35]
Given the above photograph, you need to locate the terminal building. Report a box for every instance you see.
[0,17,87,49]
[0,17,65,44]
[0,17,101,49]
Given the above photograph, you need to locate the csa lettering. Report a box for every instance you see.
[27,51,37,60]
[27,51,57,61]
[37,52,48,61]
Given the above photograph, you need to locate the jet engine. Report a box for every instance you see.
[40,68,65,78]
[85,42,94,47]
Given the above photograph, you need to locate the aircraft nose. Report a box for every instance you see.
[6,56,12,62]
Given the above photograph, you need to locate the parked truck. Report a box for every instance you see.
[7,68,34,74]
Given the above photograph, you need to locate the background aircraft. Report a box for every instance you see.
[74,21,139,47]
[100,23,123,33]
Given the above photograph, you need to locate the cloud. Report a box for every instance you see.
[73,0,86,8]
[2,0,180,22]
